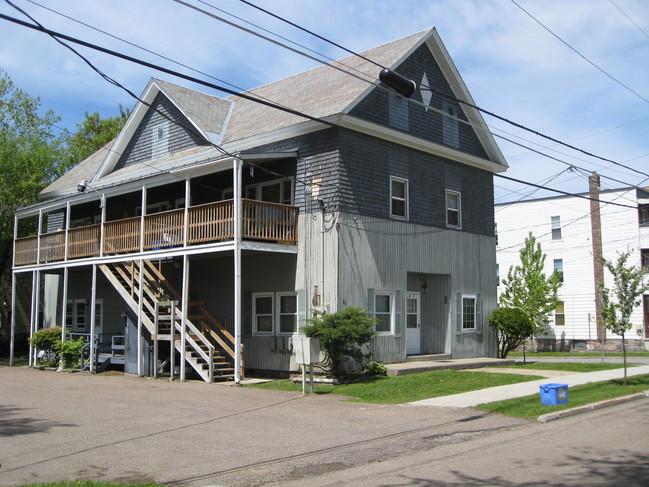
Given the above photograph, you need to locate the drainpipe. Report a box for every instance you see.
[233,157,243,384]
[318,199,326,307]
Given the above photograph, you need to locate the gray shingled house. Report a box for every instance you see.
[11,28,508,381]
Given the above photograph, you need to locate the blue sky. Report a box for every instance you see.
[1,0,648,202]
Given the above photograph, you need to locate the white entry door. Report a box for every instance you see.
[406,292,421,355]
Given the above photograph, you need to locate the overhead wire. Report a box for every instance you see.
[234,0,649,180]
[0,3,642,214]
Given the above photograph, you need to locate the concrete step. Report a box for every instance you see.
[406,354,452,363]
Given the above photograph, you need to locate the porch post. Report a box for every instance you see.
[99,192,106,258]
[29,270,39,366]
[139,186,147,253]
[183,177,190,247]
[64,201,70,261]
[180,254,189,381]
[89,264,97,373]
[137,258,144,376]
[60,267,69,347]
[36,209,42,265]
[9,272,16,366]
[233,157,243,384]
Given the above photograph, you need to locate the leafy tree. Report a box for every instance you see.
[488,307,534,358]
[598,251,648,385]
[499,232,562,338]
[0,70,69,311]
[303,307,376,378]
[63,106,129,165]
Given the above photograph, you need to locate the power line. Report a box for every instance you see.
[511,0,649,106]
[1,7,641,213]
[609,0,649,41]
[231,0,649,181]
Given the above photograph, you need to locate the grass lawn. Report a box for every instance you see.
[250,369,543,404]
[499,362,629,373]
[477,374,649,419]
[510,351,649,358]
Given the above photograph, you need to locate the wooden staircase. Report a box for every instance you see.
[99,259,236,382]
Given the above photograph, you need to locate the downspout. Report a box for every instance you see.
[234,157,243,384]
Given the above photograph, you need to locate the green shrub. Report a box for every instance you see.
[488,307,534,358]
[303,307,376,377]
[365,360,387,376]
[28,327,62,366]
[57,336,86,368]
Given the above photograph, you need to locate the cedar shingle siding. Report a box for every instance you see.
[114,93,209,171]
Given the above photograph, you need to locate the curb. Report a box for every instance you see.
[537,390,649,423]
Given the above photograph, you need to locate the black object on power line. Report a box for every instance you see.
[379,68,416,98]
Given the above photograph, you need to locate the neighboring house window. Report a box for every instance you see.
[388,92,409,131]
[390,177,408,220]
[639,204,649,227]
[554,259,564,282]
[641,249,649,272]
[246,178,293,205]
[496,264,500,286]
[551,216,562,240]
[252,291,298,335]
[495,223,498,246]
[253,293,274,335]
[442,100,459,148]
[462,296,476,330]
[555,301,565,326]
[446,190,461,228]
[375,292,393,334]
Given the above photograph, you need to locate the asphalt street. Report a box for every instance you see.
[1,364,647,487]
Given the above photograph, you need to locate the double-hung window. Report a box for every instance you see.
[253,292,298,335]
[462,296,476,330]
[374,292,393,334]
[442,100,459,148]
[446,190,461,228]
[555,301,565,326]
[390,177,408,220]
[553,259,564,282]
[551,216,562,240]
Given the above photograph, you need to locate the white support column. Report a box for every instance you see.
[36,209,43,265]
[12,214,18,268]
[233,157,243,384]
[137,258,144,376]
[60,267,69,346]
[99,194,106,257]
[183,178,190,247]
[9,272,16,366]
[64,201,70,261]
[180,254,189,381]
[30,271,39,366]
[139,186,147,253]
[89,264,97,373]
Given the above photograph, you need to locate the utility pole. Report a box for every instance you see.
[589,172,606,345]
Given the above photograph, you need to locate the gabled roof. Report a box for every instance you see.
[42,28,506,200]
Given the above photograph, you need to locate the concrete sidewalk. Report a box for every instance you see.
[408,365,649,408]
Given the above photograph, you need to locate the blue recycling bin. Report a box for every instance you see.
[539,383,569,405]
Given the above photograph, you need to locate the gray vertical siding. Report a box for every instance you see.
[336,213,497,362]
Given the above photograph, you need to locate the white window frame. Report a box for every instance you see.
[553,259,564,282]
[390,176,409,220]
[551,216,562,240]
[555,301,565,326]
[446,190,462,229]
[246,178,294,205]
[65,299,102,334]
[252,292,275,335]
[462,295,477,331]
[276,292,298,336]
[252,291,298,336]
[374,291,394,335]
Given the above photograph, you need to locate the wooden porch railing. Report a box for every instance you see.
[14,199,298,266]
